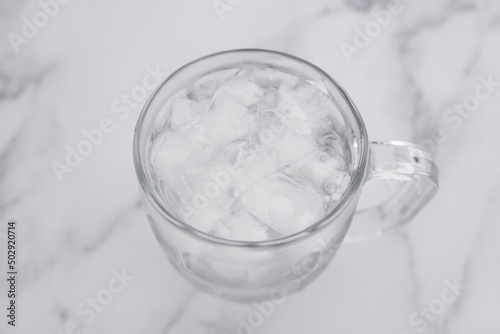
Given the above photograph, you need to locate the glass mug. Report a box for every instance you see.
[133,49,438,302]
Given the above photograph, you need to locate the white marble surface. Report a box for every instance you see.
[1,0,500,333]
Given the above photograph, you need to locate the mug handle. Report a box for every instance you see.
[345,141,439,242]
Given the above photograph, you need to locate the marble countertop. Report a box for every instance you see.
[1,0,499,333]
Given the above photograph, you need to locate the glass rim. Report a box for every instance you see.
[133,48,369,248]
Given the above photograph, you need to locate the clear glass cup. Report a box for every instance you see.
[133,49,439,302]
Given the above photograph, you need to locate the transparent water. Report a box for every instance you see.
[151,64,352,241]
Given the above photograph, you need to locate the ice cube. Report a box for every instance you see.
[211,201,283,241]
[187,68,240,102]
[215,140,278,194]
[310,114,348,154]
[279,110,311,135]
[152,132,205,180]
[253,69,279,89]
[184,161,235,203]
[272,131,317,166]
[220,140,258,177]
[255,115,286,143]
[170,99,192,125]
[184,203,229,234]
[231,147,278,193]
[260,87,280,109]
[325,170,351,201]
[253,98,288,136]
[293,79,331,113]
[253,68,299,88]
[286,148,352,205]
[161,164,235,232]
[275,79,333,135]
[316,130,346,156]
[221,77,264,107]
[153,90,187,130]
[167,98,207,137]
[277,75,299,101]
[186,80,218,102]
[202,97,257,146]
[153,172,212,231]
[276,85,315,136]
[241,173,325,236]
